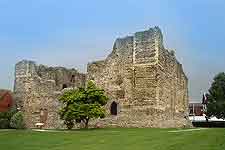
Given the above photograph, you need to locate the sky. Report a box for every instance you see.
[0,0,225,102]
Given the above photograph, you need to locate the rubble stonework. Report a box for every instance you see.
[14,60,86,128]
[87,27,189,128]
[14,26,190,128]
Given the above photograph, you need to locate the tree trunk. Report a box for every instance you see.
[85,118,89,129]
[205,116,209,122]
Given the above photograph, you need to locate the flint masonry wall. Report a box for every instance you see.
[14,60,86,128]
[88,27,189,128]
[14,26,189,128]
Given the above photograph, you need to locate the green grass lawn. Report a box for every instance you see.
[0,128,225,150]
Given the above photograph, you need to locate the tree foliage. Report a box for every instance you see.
[10,111,25,129]
[0,108,16,129]
[59,80,109,129]
[206,72,225,119]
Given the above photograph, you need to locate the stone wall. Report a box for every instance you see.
[14,26,190,128]
[14,60,86,128]
[88,27,190,128]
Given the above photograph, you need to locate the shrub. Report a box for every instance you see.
[10,112,25,129]
[0,119,10,129]
[0,108,16,129]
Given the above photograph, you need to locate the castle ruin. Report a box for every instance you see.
[14,61,86,128]
[14,27,189,128]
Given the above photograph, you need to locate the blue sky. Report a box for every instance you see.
[0,0,225,102]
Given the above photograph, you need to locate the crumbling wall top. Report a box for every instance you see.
[15,60,86,90]
[15,60,37,77]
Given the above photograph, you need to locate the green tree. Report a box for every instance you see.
[206,72,225,119]
[59,80,109,129]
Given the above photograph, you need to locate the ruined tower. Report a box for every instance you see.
[88,27,189,127]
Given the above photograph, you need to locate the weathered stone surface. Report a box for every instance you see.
[87,26,190,128]
[14,60,86,128]
[14,26,190,129]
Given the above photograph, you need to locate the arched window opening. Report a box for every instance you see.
[62,84,67,89]
[110,101,118,115]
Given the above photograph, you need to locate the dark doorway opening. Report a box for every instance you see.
[62,84,67,89]
[110,101,118,115]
